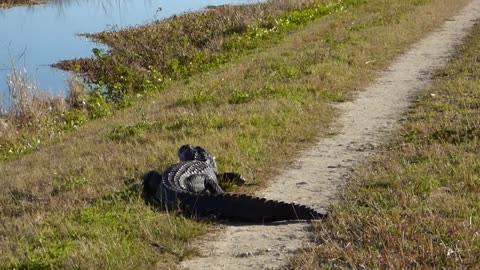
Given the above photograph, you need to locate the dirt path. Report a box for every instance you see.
[181,1,480,269]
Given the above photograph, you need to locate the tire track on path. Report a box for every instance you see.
[181,1,480,269]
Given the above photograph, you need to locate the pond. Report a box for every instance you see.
[0,0,255,101]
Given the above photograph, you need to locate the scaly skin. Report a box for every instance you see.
[143,145,327,222]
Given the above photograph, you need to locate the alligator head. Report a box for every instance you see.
[178,144,218,174]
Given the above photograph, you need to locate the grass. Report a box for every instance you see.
[0,0,472,268]
[291,20,480,269]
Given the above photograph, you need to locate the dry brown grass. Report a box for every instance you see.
[66,76,87,109]
[0,65,69,159]
[4,65,66,124]
[0,0,472,268]
[0,0,46,8]
[0,64,66,134]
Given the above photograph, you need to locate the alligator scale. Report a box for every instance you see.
[144,145,326,222]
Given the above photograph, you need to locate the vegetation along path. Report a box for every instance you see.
[181,1,480,269]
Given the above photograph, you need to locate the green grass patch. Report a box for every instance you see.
[291,20,480,269]
[4,186,206,269]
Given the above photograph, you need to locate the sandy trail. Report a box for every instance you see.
[181,1,480,269]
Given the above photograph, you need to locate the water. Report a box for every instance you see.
[0,0,253,99]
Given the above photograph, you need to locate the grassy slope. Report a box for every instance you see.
[292,19,480,269]
[0,0,471,268]
[0,0,353,162]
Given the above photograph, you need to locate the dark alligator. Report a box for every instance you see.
[143,144,326,222]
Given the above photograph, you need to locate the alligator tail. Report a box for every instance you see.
[175,192,327,222]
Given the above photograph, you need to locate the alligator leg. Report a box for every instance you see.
[143,170,163,198]
[204,178,224,194]
[217,172,246,186]
[185,174,224,194]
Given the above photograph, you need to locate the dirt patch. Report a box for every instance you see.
[181,1,480,269]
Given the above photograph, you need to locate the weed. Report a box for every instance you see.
[66,77,87,109]
[229,89,259,104]
[108,120,153,141]
[85,86,113,119]
[178,88,218,106]
[52,173,89,194]
[62,109,88,132]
